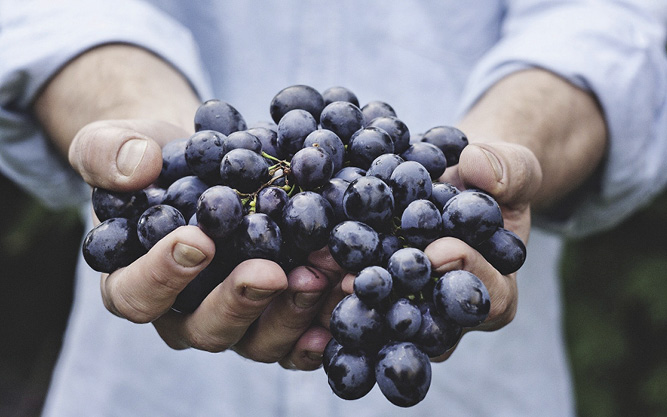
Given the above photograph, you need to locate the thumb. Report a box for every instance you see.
[69,119,190,191]
[457,143,542,208]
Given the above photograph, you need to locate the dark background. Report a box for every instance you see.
[0,171,666,417]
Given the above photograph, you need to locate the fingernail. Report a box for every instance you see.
[245,288,277,301]
[117,138,147,176]
[479,147,503,182]
[173,243,206,267]
[294,292,322,308]
[305,351,323,362]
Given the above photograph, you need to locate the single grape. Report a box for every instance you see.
[361,100,397,125]
[327,348,376,400]
[353,266,393,306]
[185,130,226,184]
[366,153,404,184]
[347,127,394,170]
[413,301,462,357]
[375,341,432,407]
[334,166,366,182]
[430,182,460,211]
[319,177,350,223]
[389,161,433,214]
[246,126,283,160]
[234,213,282,262]
[162,175,209,220]
[441,190,503,246]
[281,191,335,252]
[400,142,447,180]
[255,186,289,225]
[385,298,422,341]
[476,227,527,275]
[92,187,149,222]
[387,247,432,295]
[289,146,334,190]
[159,138,192,186]
[366,116,410,154]
[276,109,318,157]
[194,99,247,135]
[378,233,402,267]
[219,148,270,194]
[328,220,382,272]
[330,294,385,350]
[323,337,343,374]
[82,218,145,273]
[270,84,325,124]
[143,185,166,207]
[433,270,491,327]
[342,176,394,231]
[322,86,359,107]
[302,129,345,173]
[195,185,244,239]
[222,130,262,154]
[400,199,444,249]
[420,125,468,166]
[136,204,186,250]
[319,101,365,144]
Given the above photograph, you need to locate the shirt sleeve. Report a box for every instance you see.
[456,0,667,237]
[0,0,213,209]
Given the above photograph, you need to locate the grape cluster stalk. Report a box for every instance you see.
[82,84,527,407]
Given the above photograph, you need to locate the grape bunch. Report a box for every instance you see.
[81,84,527,406]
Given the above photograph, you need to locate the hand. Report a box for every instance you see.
[70,118,345,370]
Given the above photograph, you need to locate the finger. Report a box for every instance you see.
[307,245,347,284]
[279,326,332,370]
[425,237,517,331]
[101,225,215,323]
[153,259,288,352]
[69,119,190,191]
[231,266,330,363]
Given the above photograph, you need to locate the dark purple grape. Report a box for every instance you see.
[322,86,360,107]
[159,138,192,186]
[361,101,397,126]
[441,190,503,246]
[255,186,289,225]
[334,166,366,182]
[430,182,460,211]
[162,175,209,220]
[389,161,433,214]
[302,129,345,173]
[353,266,393,306]
[222,130,262,154]
[319,178,350,223]
[185,130,226,184]
[92,187,149,222]
[270,84,325,124]
[195,185,244,239]
[327,348,376,400]
[248,120,278,133]
[400,199,444,249]
[378,233,402,267]
[413,302,462,357]
[347,127,394,170]
[420,125,468,166]
[401,142,447,180]
[328,220,381,272]
[143,185,166,207]
[281,191,335,252]
[375,342,431,407]
[194,99,247,135]
[136,204,186,250]
[323,337,343,374]
[342,176,394,231]
[385,298,422,341]
[276,109,318,157]
[219,148,270,194]
[366,153,404,184]
[366,116,410,154]
[433,270,490,327]
[330,294,385,350]
[234,213,282,262]
[476,227,527,275]
[319,101,364,144]
[246,126,283,160]
[289,146,334,190]
[82,218,145,273]
[387,248,432,295]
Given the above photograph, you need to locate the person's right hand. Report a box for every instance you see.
[70,119,345,370]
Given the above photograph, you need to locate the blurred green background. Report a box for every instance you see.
[0,171,666,417]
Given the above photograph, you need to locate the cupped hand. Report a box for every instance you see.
[70,119,346,370]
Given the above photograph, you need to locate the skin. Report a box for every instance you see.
[33,44,607,366]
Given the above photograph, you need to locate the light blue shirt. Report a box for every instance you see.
[1,1,666,416]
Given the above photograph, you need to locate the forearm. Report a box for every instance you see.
[33,43,201,156]
[457,69,608,210]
